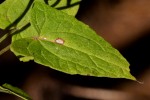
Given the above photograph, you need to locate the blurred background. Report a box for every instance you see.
[0,0,150,100]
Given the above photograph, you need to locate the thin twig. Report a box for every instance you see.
[0,44,10,56]
[0,33,9,43]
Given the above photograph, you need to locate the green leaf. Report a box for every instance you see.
[0,0,30,29]
[0,0,80,29]
[48,0,80,16]
[10,2,135,80]
[0,83,31,100]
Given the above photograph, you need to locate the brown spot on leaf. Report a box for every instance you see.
[55,38,65,45]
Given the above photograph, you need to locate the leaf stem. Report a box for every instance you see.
[0,44,10,56]
[0,33,9,43]
[0,28,17,56]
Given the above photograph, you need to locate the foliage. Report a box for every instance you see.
[0,0,135,99]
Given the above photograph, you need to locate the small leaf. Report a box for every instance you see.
[11,2,135,80]
[0,0,30,29]
[48,0,81,16]
[0,83,31,100]
[0,0,80,30]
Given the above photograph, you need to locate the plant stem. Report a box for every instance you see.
[0,29,17,55]
[0,44,10,56]
[0,33,9,43]
[0,28,17,42]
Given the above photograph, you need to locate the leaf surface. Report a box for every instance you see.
[0,0,30,29]
[48,0,80,16]
[11,2,135,80]
[0,0,79,30]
